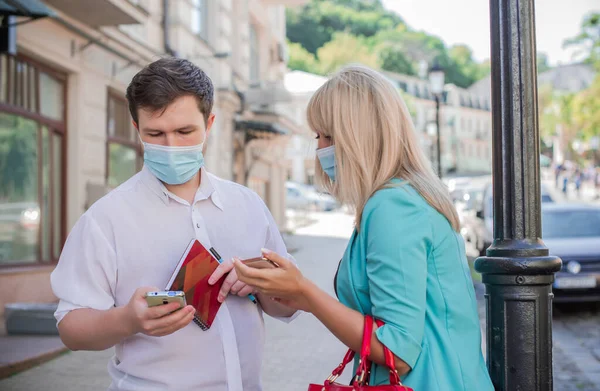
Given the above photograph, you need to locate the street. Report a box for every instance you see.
[1,209,599,390]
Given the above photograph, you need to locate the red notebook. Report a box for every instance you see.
[165,239,224,330]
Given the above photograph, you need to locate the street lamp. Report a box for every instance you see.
[428,63,444,178]
[475,0,562,389]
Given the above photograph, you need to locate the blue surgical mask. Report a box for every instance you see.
[316,145,336,181]
[143,142,205,185]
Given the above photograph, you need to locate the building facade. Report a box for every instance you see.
[283,69,493,188]
[0,0,304,321]
[383,71,493,176]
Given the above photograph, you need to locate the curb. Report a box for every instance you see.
[0,344,68,380]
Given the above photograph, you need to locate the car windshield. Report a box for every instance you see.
[542,209,600,238]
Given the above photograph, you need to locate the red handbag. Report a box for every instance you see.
[308,316,413,391]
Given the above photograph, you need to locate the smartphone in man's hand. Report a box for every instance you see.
[145,291,186,310]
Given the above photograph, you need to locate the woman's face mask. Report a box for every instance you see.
[316,145,336,181]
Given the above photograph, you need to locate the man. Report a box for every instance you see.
[51,58,296,391]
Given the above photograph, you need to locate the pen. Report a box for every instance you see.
[210,247,258,304]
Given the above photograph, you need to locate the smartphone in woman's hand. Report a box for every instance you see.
[242,257,279,269]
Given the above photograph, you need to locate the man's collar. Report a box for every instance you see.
[140,166,224,210]
[197,168,224,210]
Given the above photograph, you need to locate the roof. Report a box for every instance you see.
[537,63,596,93]
[468,63,596,97]
[284,71,328,94]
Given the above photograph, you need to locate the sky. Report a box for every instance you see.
[381,0,599,65]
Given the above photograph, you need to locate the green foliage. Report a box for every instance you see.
[563,12,600,69]
[571,75,600,141]
[287,40,319,74]
[286,0,490,87]
[316,32,379,74]
[539,12,600,161]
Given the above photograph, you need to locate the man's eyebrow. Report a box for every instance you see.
[173,125,197,132]
[141,125,197,133]
[141,127,163,133]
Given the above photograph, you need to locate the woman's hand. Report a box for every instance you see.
[233,249,313,312]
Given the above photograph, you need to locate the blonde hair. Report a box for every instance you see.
[307,65,460,231]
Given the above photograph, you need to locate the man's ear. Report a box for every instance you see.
[132,120,139,131]
[206,113,216,133]
[203,114,215,154]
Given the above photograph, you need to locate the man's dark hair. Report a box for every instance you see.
[126,57,214,125]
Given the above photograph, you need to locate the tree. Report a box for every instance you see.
[286,6,333,55]
[571,75,600,141]
[316,32,379,74]
[286,0,490,87]
[286,0,404,55]
[563,12,600,68]
[287,41,319,74]
[378,47,415,75]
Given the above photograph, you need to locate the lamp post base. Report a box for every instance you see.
[475,254,562,390]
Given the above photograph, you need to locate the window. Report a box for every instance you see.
[191,0,208,39]
[106,93,142,189]
[0,54,66,265]
[249,24,260,82]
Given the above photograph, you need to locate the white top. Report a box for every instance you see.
[51,167,297,391]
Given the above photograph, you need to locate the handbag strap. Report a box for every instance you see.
[325,316,375,385]
[325,348,356,384]
[324,316,404,387]
[354,315,374,384]
[373,319,402,385]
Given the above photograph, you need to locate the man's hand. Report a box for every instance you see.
[123,287,196,337]
[208,260,255,302]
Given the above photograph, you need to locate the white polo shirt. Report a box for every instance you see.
[51,167,296,391]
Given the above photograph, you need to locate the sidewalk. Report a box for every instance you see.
[544,179,600,205]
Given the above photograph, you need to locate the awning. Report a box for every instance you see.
[0,0,55,18]
[235,119,289,136]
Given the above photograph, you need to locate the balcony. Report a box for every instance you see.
[245,81,293,108]
[44,0,146,27]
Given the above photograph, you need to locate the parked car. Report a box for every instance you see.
[285,182,312,211]
[285,182,338,212]
[542,204,600,303]
[461,183,554,256]
[303,185,338,211]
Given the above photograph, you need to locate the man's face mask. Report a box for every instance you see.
[143,142,205,185]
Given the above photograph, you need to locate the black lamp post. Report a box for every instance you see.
[475,0,562,389]
[428,64,444,178]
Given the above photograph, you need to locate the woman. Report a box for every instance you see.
[233,65,493,390]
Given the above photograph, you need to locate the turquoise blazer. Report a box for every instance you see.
[335,181,493,390]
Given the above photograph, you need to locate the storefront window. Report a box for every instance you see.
[0,54,66,266]
[107,92,142,188]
